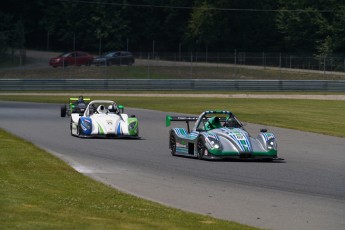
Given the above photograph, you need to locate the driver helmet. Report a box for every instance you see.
[225,114,240,128]
[107,103,119,113]
[77,95,84,103]
[209,116,222,128]
[205,116,222,130]
[97,105,106,114]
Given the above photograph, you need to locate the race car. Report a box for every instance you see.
[70,100,139,138]
[61,96,91,117]
[166,110,281,160]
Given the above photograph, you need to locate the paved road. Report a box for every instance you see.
[0,101,344,230]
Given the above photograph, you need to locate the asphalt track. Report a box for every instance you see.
[0,101,344,230]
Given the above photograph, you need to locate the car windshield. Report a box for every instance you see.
[196,113,231,131]
[59,52,72,58]
[86,101,118,116]
[102,52,116,57]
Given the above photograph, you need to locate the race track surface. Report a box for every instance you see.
[0,101,344,230]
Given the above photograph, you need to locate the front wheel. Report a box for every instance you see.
[169,133,177,156]
[70,120,74,136]
[76,121,83,137]
[197,137,206,160]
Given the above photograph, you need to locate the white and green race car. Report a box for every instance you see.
[70,100,139,138]
[167,110,281,161]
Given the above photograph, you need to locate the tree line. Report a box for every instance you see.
[1,0,345,57]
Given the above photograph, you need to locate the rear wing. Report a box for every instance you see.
[69,97,91,103]
[166,115,198,132]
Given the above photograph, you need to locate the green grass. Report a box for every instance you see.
[1,94,345,137]
[117,97,345,137]
[1,64,345,80]
[0,129,255,230]
[2,90,345,95]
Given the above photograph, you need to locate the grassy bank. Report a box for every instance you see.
[0,129,254,230]
[0,94,344,137]
[2,64,345,80]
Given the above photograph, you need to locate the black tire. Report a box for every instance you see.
[197,137,206,160]
[61,105,67,117]
[169,133,177,156]
[77,121,83,137]
[136,127,139,138]
[70,119,73,136]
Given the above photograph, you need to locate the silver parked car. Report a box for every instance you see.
[93,51,135,66]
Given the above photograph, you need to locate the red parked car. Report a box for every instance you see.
[49,51,93,67]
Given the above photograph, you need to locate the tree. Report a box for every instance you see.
[330,3,345,53]
[0,11,12,55]
[41,0,129,51]
[276,0,333,54]
[185,1,221,50]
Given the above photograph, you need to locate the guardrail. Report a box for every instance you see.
[1,79,345,91]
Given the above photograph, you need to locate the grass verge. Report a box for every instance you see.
[0,94,344,137]
[0,129,255,230]
[2,64,345,80]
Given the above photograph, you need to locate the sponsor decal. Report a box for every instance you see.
[116,122,122,135]
[262,133,275,141]
[221,127,252,152]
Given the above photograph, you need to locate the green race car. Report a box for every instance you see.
[167,110,282,161]
[60,96,91,117]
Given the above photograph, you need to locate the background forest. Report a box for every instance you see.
[1,0,345,57]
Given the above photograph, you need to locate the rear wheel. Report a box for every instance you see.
[61,105,67,117]
[197,137,206,160]
[170,133,177,156]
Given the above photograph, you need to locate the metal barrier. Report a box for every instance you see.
[1,79,345,91]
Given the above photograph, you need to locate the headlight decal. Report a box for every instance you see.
[128,121,137,130]
[266,138,277,150]
[203,133,222,150]
[127,118,139,135]
[80,117,92,135]
[261,133,277,150]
